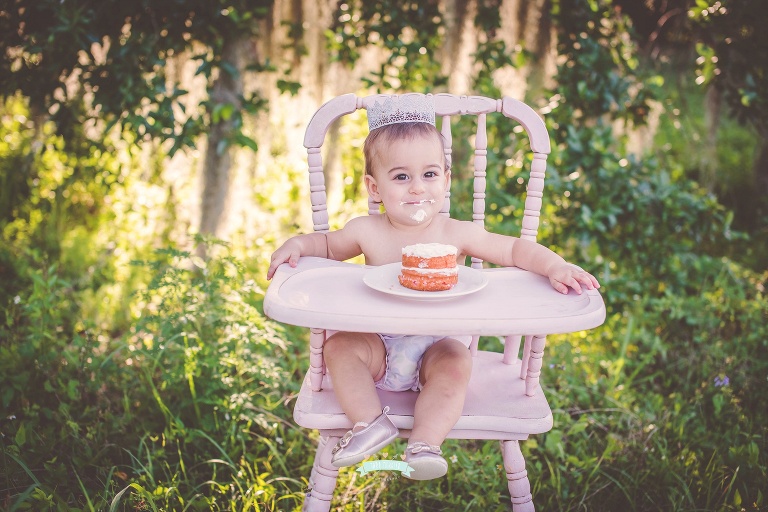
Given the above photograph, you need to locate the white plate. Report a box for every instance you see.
[363,263,488,300]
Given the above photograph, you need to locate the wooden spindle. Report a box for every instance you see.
[304,435,340,511]
[471,113,488,269]
[520,335,533,378]
[503,335,523,365]
[441,115,453,217]
[524,335,546,396]
[309,328,325,391]
[520,153,547,241]
[307,148,329,232]
[502,440,535,512]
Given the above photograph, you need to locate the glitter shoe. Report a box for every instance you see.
[404,441,448,480]
[331,406,399,468]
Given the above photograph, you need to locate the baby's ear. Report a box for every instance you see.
[364,174,381,200]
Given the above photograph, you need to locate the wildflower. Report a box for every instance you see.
[714,375,730,387]
[450,455,458,464]
[276,437,283,445]
[13,296,21,304]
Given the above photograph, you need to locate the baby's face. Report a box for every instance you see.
[366,133,449,226]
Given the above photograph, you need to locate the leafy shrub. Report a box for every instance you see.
[531,255,767,511]
[0,239,309,510]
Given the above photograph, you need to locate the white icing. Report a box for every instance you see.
[411,209,427,222]
[402,243,458,257]
[399,199,436,205]
[402,266,458,276]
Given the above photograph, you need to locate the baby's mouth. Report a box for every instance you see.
[400,199,435,206]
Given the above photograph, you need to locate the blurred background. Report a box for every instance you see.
[1,0,766,510]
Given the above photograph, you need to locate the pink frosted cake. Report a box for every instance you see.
[399,243,459,291]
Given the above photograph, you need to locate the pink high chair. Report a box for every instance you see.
[264,93,606,511]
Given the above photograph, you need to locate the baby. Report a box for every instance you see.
[267,94,599,480]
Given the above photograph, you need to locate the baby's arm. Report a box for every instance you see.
[267,232,328,279]
[510,238,600,295]
[267,218,367,279]
[453,222,600,294]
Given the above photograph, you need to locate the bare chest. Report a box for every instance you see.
[357,216,459,266]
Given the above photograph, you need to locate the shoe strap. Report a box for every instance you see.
[339,406,391,449]
[407,441,442,455]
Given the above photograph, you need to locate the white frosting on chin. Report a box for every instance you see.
[411,209,427,222]
[402,243,458,257]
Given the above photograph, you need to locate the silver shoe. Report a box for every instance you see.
[331,406,399,468]
[404,441,448,480]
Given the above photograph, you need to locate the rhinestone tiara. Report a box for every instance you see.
[367,93,435,131]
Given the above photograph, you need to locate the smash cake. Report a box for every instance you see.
[398,243,459,291]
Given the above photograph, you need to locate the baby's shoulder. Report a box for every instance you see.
[442,216,484,233]
[340,214,387,239]
[344,214,384,230]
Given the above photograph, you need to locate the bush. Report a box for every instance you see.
[0,239,310,510]
[531,256,767,511]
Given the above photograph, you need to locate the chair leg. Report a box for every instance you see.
[303,434,341,512]
[501,440,535,512]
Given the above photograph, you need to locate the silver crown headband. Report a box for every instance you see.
[367,94,436,131]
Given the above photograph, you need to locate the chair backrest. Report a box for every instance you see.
[303,93,551,268]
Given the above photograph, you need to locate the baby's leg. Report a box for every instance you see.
[411,337,472,446]
[323,331,387,425]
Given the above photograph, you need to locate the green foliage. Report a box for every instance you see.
[1,238,308,510]
[0,0,273,156]
[530,256,768,511]
[691,0,768,134]
[327,0,447,90]
[0,95,125,319]
[652,70,767,271]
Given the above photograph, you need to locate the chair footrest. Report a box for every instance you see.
[294,350,553,437]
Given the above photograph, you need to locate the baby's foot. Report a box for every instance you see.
[331,406,399,468]
[404,441,448,480]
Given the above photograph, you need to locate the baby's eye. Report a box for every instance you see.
[394,173,409,181]
[424,170,440,178]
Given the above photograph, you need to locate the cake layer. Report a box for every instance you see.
[401,267,458,278]
[398,273,458,291]
[402,254,457,269]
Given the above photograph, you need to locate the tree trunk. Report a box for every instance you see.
[198,36,245,252]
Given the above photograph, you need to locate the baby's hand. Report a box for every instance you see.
[267,240,302,280]
[547,263,600,295]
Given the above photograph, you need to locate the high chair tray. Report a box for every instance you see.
[265,257,605,336]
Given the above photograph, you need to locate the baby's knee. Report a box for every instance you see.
[323,332,357,362]
[324,332,384,367]
[445,350,473,380]
[427,346,472,383]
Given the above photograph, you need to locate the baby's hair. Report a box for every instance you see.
[363,122,449,176]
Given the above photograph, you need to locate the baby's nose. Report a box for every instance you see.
[409,179,426,193]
